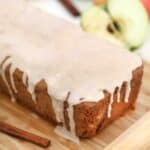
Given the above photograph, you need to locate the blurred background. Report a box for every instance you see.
[29,0,150,62]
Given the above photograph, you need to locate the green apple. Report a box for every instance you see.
[81,6,123,46]
[81,0,149,51]
[108,0,149,50]
[81,6,112,34]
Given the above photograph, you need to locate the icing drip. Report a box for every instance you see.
[10,64,17,93]
[66,92,79,143]
[67,104,79,143]
[124,82,131,103]
[108,94,114,118]
[117,84,123,103]
[53,93,79,143]
[22,72,28,86]
[54,102,79,144]
[0,57,15,102]
[117,87,121,103]
[107,81,131,117]
[28,82,36,103]
[67,105,75,133]
[51,97,64,123]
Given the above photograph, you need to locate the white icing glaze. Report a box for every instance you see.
[108,94,114,118]
[10,63,17,93]
[67,105,78,140]
[117,87,121,103]
[27,81,36,103]
[0,0,142,143]
[108,82,131,116]
[0,5,142,105]
[51,97,64,123]
[125,82,131,103]
[0,57,15,102]
[22,72,27,86]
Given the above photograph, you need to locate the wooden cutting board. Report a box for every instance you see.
[0,62,150,150]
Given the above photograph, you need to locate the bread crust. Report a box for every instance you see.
[0,64,143,138]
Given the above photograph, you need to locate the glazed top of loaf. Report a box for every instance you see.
[0,0,142,105]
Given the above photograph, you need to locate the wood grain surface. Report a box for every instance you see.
[0,62,149,150]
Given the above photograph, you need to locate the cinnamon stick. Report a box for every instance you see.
[59,0,80,17]
[0,121,51,148]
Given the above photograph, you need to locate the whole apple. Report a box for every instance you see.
[142,0,150,16]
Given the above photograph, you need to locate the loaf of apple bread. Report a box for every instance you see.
[0,0,143,143]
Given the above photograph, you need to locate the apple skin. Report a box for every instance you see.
[142,0,150,16]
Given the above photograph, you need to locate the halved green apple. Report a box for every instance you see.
[108,0,149,50]
[81,6,122,46]
[81,6,111,34]
[81,0,149,50]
